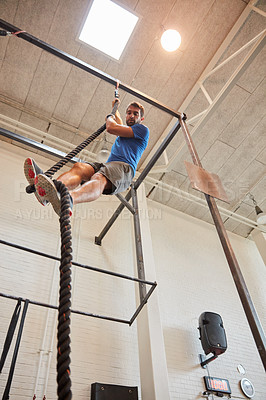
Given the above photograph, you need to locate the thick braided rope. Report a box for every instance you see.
[45,123,106,178]
[26,101,119,193]
[54,180,73,400]
[45,101,119,179]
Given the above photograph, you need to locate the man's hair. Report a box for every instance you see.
[126,102,145,118]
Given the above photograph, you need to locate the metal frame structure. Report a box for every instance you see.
[0,17,265,370]
[0,239,156,326]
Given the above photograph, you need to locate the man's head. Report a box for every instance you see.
[126,102,145,126]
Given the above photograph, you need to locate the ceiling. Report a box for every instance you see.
[0,0,265,238]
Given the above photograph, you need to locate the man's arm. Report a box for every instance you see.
[112,100,123,125]
[106,116,134,138]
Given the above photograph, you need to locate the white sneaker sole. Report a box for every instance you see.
[35,174,61,216]
[24,158,48,206]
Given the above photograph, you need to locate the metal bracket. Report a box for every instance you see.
[199,353,218,368]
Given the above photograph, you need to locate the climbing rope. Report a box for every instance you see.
[25,88,120,399]
[55,180,73,400]
[2,27,122,398]
[26,96,120,193]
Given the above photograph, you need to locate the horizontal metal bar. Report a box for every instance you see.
[0,127,80,164]
[0,239,156,287]
[0,292,130,325]
[0,19,181,118]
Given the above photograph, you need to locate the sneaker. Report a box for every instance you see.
[24,158,48,206]
[35,174,73,217]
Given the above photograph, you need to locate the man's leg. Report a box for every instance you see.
[34,171,112,216]
[58,162,96,190]
[70,172,112,204]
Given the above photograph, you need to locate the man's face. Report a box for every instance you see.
[126,106,143,126]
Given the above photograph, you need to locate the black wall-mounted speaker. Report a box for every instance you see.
[91,382,138,400]
[198,312,227,355]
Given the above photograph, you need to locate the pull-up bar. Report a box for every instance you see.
[0,19,182,119]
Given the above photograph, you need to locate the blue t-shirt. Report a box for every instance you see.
[107,123,149,175]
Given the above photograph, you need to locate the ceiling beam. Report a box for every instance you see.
[140,0,264,172]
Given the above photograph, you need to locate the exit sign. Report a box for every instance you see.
[204,376,231,394]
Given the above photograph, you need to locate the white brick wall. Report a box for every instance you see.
[0,142,140,399]
[148,200,266,399]
[0,141,265,399]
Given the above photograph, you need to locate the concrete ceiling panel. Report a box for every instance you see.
[13,0,60,38]
[237,47,266,94]
[0,100,21,120]
[219,79,266,148]
[165,195,191,213]
[215,9,266,63]
[0,0,19,23]
[24,52,72,116]
[46,0,87,56]
[192,85,251,159]
[161,0,215,52]
[20,111,50,133]
[52,67,102,128]
[221,159,266,208]
[200,140,235,173]
[245,175,266,205]
[46,123,75,144]
[232,223,253,237]
[129,40,182,100]
[184,0,246,69]
[256,146,266,165]
[180,202,209,222]
[163,170,187,187]
[184,90,210,121]
[204,49,249,99]
[79,80,118,133]
[219,131,265,185]
[0,38,42,103]
[0,0,264,237]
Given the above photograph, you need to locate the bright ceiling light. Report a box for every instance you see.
[79,0,138,60]
[249,193,266,226]
[255,205,266,225]
[161,29,181,52]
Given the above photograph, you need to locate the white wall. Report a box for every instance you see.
[0,142,140,399]
[0,141,265,399]
[148,199,266,399]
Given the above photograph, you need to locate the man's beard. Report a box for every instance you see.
[126,119,135,126]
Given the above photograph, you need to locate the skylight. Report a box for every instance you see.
[79,0,139,60]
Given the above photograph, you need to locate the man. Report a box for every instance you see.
[24,101,149,216]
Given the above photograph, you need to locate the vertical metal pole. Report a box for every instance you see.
[2,299,29,400]
[95,120,181,244]
[179,116,266,370]
[131,186,147,302]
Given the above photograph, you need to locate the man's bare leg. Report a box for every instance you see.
[57,162,96,190]
[70,172,112,205]
[34,163,112,215]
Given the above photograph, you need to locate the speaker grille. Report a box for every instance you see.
[198,312,227,355]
